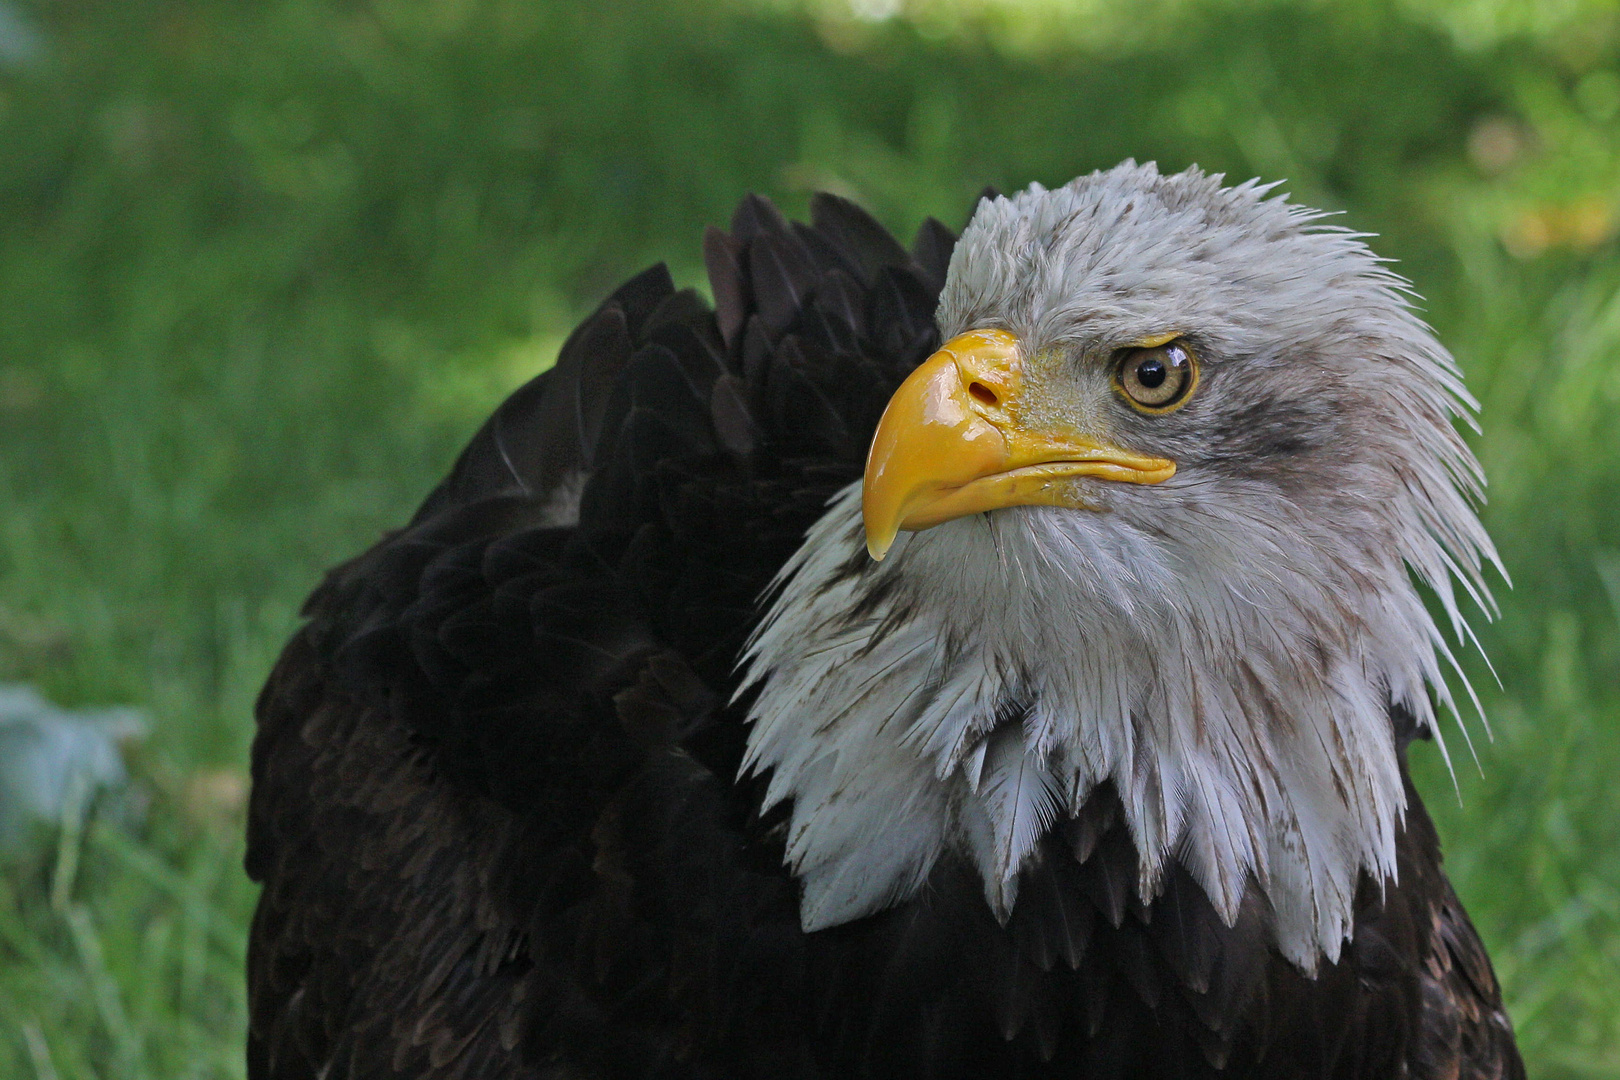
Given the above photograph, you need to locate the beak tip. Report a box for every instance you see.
[864,516,895,561]
[862,487,895,561]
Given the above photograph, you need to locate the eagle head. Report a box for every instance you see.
[741,162,1498,971]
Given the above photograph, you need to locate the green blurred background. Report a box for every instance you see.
[0,0,1616,1075]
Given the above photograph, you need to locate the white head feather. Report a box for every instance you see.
[739,162,1499,971]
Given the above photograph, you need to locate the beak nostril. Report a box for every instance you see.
[968,382,998,407]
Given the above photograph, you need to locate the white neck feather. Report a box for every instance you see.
[741,478,1469,971]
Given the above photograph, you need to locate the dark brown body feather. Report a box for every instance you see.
[246,194,1524,1079]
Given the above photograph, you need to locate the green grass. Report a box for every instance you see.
[0,0,1617,1075]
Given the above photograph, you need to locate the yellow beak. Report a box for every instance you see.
[862,329,1176,560]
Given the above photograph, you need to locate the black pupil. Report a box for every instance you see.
[1136,355,1168,388]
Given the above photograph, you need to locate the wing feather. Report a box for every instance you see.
[247,192,955,1078]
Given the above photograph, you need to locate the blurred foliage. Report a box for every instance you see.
[0,0,1616,1075]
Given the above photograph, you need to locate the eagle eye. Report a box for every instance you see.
[1115,340,1198,412]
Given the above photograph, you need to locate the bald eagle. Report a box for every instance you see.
[247,163,1525,1079]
